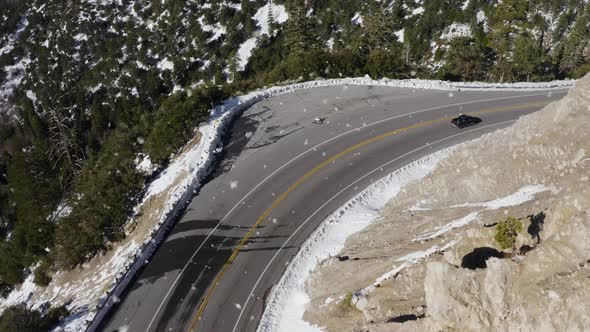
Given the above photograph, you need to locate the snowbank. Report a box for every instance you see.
[257,148,454,332]
[321,76,575,91]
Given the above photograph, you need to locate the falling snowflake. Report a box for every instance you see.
[245,132,254,138]
[234,303,242,309]
[448,92,455,98]
[304,138,309,146]
[230,181,239,189]
[272,218,278,224]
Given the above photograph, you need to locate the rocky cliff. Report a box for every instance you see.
[304,74,590,331]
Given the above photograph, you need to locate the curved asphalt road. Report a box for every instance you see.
[100,86,567,332]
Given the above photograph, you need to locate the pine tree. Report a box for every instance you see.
[228,50,239,82]
[284,0,318,58]
[560,10,589,75]
[440,37,493,81]
[267,0,278,37]
[363,2,398,52]
[489,0,530,82]
[495,217,523,255]
[513,33,542,82]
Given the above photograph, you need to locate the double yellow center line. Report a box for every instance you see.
[189,100,548,330]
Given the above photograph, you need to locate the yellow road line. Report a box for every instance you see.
[188,100,548,331]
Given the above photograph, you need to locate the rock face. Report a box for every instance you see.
[420,74,590,332]
[425,211,590,332]
[304,74,590,332]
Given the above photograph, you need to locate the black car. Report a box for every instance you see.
[451,114,482,129]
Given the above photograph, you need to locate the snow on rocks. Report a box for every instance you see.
[352,240,459,309]
[461,0,471,10]
[440,22,472,40]
[351,12,363,25]
[0,16,28,56]
[134,153,157,175]
[450,185,557,210]
[1,57,31,116]
[257,148,455,332]
[156,58,174,71]
[237,38,258,71]
[413,212,479,242]
[395,29,405,43]
[408,185,557,242]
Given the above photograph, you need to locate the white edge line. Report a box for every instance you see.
[146,91,559,330]
[236,120,516,332]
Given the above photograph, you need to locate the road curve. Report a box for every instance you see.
[99,86,567,332]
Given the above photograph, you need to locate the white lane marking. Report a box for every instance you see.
[232,120,516,331]
[145,91,563,331]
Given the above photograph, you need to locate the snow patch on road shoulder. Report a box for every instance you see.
[257,148,455,332]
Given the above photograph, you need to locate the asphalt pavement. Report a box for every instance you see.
[99,85,567,332]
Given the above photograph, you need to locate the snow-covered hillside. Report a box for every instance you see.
[0,0,289,119]
[2,0,588,121]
